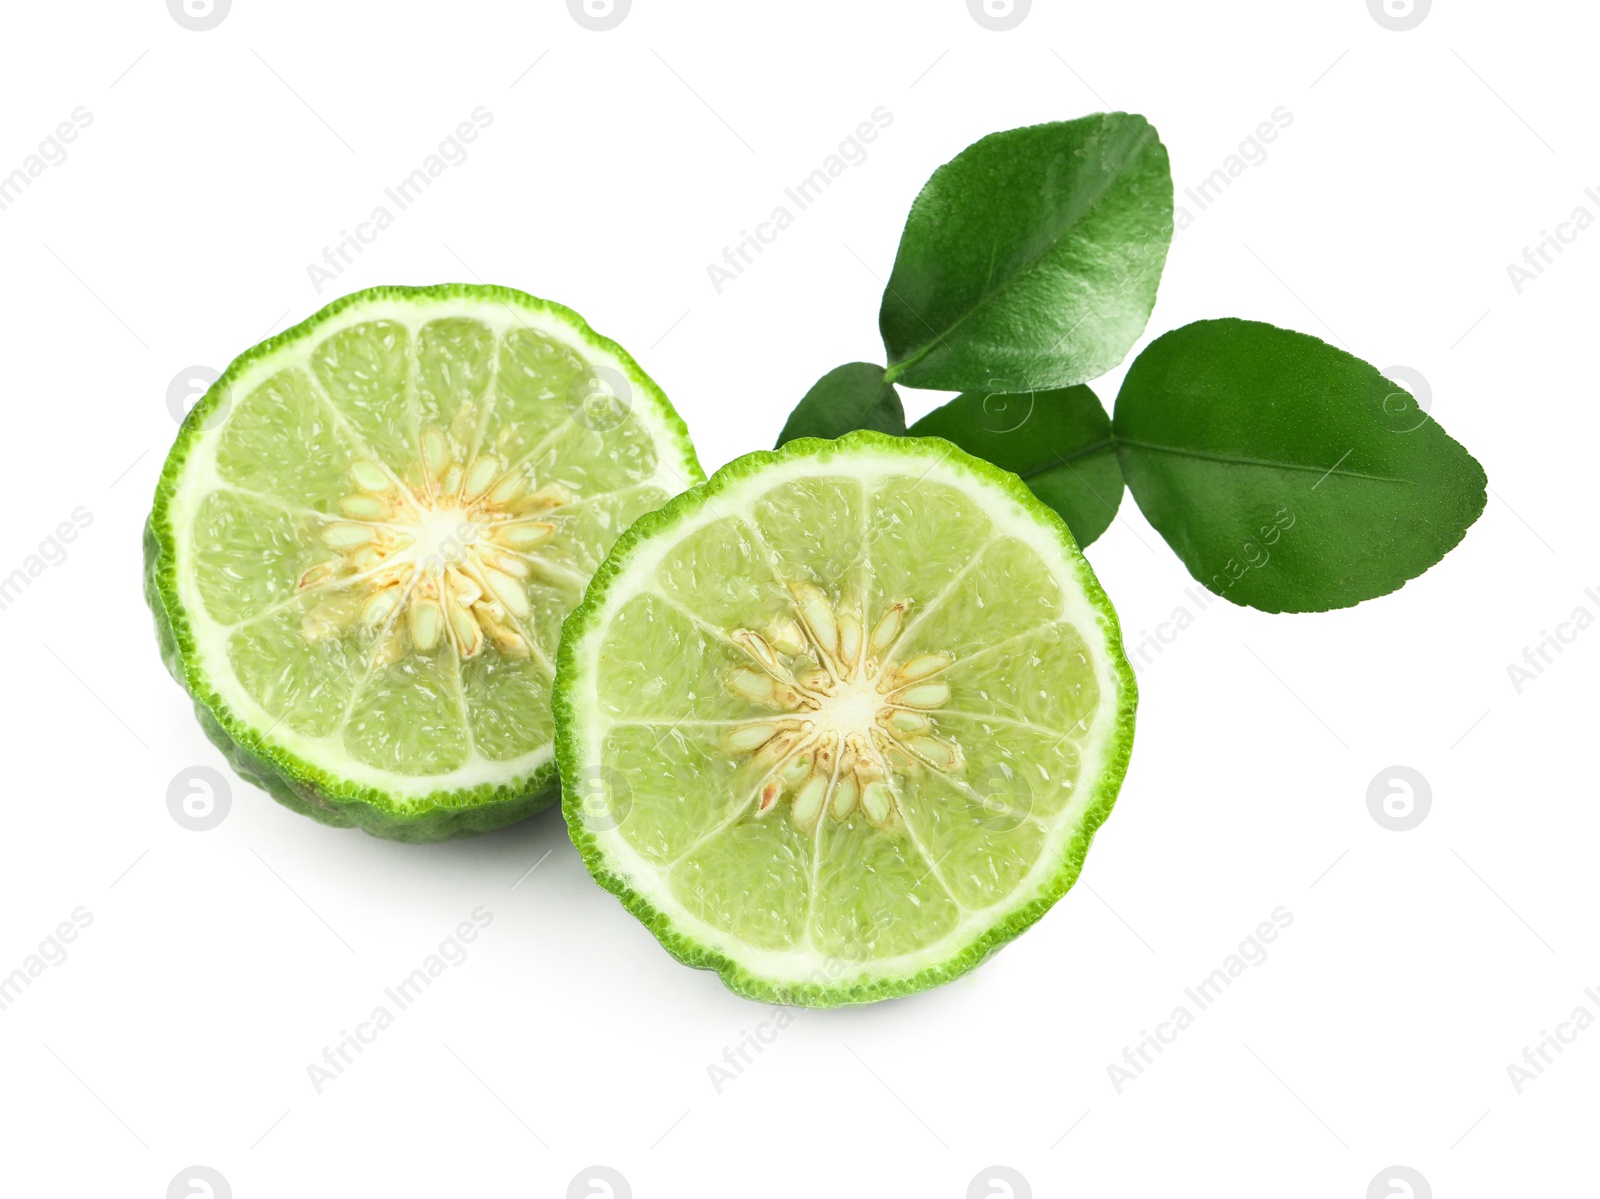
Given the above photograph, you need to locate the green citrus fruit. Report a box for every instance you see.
[145,284,702,841]
[555,431,1135,1004]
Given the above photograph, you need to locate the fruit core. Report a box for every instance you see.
[720,584,964,832]
[295,426,569,665]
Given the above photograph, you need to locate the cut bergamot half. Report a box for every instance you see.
[145,284,702,841]
[555,431,1136,1004]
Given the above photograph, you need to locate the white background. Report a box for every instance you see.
[1,1,1593,1195]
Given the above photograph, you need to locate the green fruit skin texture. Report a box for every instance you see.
[144,283,701,842]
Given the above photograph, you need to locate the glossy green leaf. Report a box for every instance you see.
[909,385,1122,547]
[776,362,905,447]
[879,113,1173,393]
[1113,318,1487,613]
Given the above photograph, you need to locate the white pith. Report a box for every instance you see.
[566,444,1129,989]
[165,293,698,802]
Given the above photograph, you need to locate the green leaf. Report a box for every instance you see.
[776,363,905,447]
[879,112,1173,393]
[1113,318,1487,613]
[909,385,1122,547]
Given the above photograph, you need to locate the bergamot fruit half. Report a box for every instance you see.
[555,431,1135,1003]
[145,284,702,841]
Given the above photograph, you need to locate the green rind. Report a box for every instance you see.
[145,283,704,842]
[554,429,1137,1005]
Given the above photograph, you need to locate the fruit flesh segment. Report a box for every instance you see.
[193,317,669,776]
[592,472,1100,964]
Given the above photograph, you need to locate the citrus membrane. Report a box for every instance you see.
[145,284,702,840]
[555,431,1136,1004]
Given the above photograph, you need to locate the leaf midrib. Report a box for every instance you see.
[1011,436,1114,482]
[844,380,893,429]
[1114,437,1413,485]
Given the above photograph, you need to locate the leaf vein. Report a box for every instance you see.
[1115,438,1412,485]
[1012,436,1115,482]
